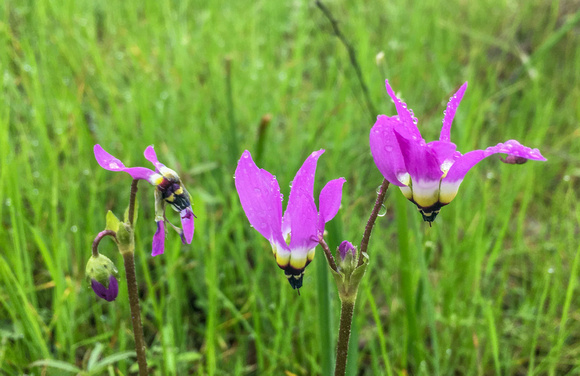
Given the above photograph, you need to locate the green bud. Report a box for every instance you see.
[116,223,134,254]
[331,241,369,303]
[85,254,119,287]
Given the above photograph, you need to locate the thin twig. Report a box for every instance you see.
[358,179,390,267]
[318,236,338,272]
[316,0,378,121]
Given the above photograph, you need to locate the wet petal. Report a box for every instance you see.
[94,144,158,183]
[318,177,346,233]
[394,131,443,183]
[369,115,408,187]
[395,131,444,208]
[287,188,319,251]
[282,150,324,238]
[384,80,423,142]
[441,140,546,204]
[151,220,166,256]
[235,150,287,250]
[180,207,195,244]
[144,145,165,172]
[426,140,459,167]
[445,140,546,183]
[439,82,468,142]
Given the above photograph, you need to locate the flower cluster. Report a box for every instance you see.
[94,145,195,255]
[369,80,546,222]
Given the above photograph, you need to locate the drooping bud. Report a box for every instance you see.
[86,254,120,302]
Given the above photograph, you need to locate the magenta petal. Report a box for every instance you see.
[180,207,195,244]
[94,144,157,182]
[318,178,346,233]
[427,140,459,166]
[91,276,118,302]
[235,151,287,249]
[287,188,319,251]
[151,220,166,256]
[445,140,546,183]
[394,131,443,182]
[439,82,468,142]
[144,145,164,172]
[282,150,324,237]
[384,80,423,141]
[369,116,408,187]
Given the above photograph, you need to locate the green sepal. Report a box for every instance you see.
[105,211,121,232]
[85,254,119,287]
[332,252,369,303]
[116,223,134,254]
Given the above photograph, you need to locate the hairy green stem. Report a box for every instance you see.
[122,251,148,376]
[335,300,355,376]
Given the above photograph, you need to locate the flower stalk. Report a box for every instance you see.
[330,180,390,376]
[122,179,148,376]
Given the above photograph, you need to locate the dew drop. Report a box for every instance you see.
[384,146,393,152]
[254,188,261,194]
[548,267,554,274]
[109,162,119,169]
[71,225,78,233]
[377,204,387,217]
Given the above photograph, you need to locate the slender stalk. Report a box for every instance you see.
[335,300,355,376]
[333,180,390,376]
[358,179,389,266]
[128,179,139,226]
[122,251,148,376]
[124,178,148,375]
[92,230,116,257]
[318,237,338,272]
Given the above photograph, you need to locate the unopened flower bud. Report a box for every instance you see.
[86,254,119,302]
[338,240,356,261]
[336,240,357,276]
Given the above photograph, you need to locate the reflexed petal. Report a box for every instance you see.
[180,207,195,244]
[318,177,346,233]
[384,80,423,142]
[441,140,546,204]
[91,275,118,302]
[151,220,166,256]
[287,188,319,251]
[282,150,324,238]
[394,131,443,183]
[94,144,157,182]
[369,116,408,187]
[144,145,165,172]
[235,150,287,250]
[445,140,546,183]
[439,82,468,142]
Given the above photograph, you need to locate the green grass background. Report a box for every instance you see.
[1,0,579,374]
